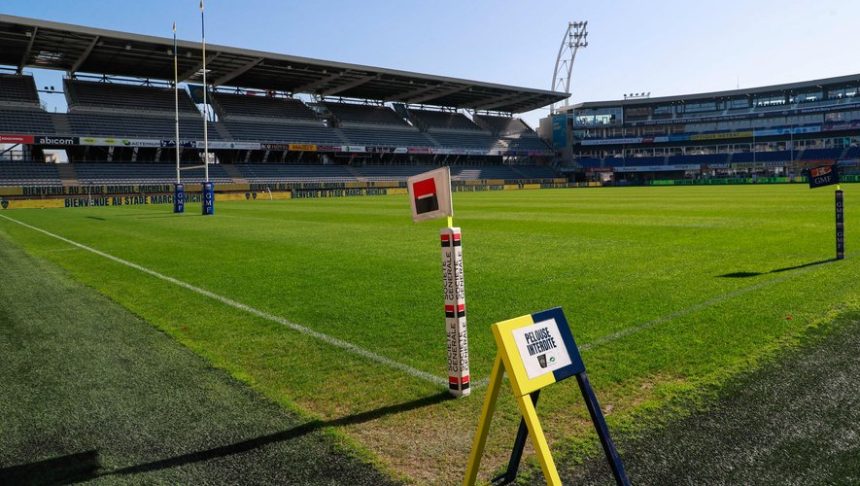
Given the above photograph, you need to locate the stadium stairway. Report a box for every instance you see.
[422,131,442,147]
[213,123,233,141]
[343,165,366,182]
[55,163,79,186]
[331,127,352,144]
[222,164,247,183]
[51,113,72,135]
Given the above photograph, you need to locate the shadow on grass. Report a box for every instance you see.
[718,258,836,278]
[0,391,450,482]
[0,450,100,485]
[104,390,452,477]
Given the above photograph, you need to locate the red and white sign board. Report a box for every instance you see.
[407,167,453,222]
[0,134,35,144]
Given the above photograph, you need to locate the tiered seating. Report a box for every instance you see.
[577,157,603,168]
[844,146,860,158]
[233,164,356,183]
[73,163,232,184]
[730,151,792,163]
[501,135,551,152]
[0,75,41,106]
[213,93,317,120]
[339,126,433,147]
[408,109,480,131]
[66,79,198,114]
[667,154,730,165]
[323,102,407,126]
[473,115,533,135]
[616,156,667,167]
[0,107,55,133]
[430,131,499,151]
[354,165,557,182]
[355,165,434,181]
[511,166,558,179]
[800,148,842,160]
[0,162,62,186]
[223,120,343,144]
[67,113,218,140]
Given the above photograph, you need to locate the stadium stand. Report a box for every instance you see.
[0,17,562,192]
[0,107,55,134]
[0,161,62,186]
[65,79,198,114]
[323,102,408,126]
[408,109,481,131]
[65,112,218,140]
[0,75,55,133]
[339,126,434,147]
[557,74,860,178]
[354,164,555,181]
[429,131,500,151]
[473,114,533,135]
[58,79,220,140]
[211,92,318,121]
[222,119,344,144]
[73,163,232,184]
[233,164,356,183]
[0,74,41,106]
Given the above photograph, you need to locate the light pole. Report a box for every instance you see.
[551,21,588,114]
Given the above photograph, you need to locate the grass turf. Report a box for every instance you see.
[0,184,858,484]
[552,313,860,485]
[0,232,401,485]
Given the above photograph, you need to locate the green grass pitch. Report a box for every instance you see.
[1,184,858,483]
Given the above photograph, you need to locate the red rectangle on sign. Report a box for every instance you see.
[413,178,437,199]
[0,134,34,144]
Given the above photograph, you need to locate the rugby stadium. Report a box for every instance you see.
[1,9,859,486]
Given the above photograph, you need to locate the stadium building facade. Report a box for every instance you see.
[547,74,860,183]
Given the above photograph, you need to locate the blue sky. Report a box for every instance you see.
[4,0,860,127]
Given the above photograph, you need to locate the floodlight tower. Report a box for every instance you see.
[551,21,588,113]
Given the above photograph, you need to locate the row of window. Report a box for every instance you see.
[576,135,860,158]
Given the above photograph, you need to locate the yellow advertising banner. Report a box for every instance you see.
[288,143,318,152]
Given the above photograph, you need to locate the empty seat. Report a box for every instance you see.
[0,161,62,186]
[0,108,55,133]
[323,102,407,126]
[213,92,317,120]
[65,79,198,114]
[339,126,434,147]
[232,164,357,183]
[472,115,534,135]
[66,113,219,140]
[73,163,232,184]
[222,120,343,144]
[408,109,480,131]
[0,75,41,106]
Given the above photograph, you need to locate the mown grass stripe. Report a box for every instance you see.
[0,213,447,388]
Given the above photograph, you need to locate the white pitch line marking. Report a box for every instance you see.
[0,214,447,387]
[472,256,844,388]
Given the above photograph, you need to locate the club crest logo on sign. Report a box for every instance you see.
[407,167,453,222]
[808,165,839,189]
[0,199,8,210]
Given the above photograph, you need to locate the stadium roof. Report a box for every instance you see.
[566,73,860,110]
[0,14,568,113]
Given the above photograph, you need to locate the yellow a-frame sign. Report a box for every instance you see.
[463,307,629,486]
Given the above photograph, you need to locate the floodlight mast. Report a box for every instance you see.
[551,21,588,114]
